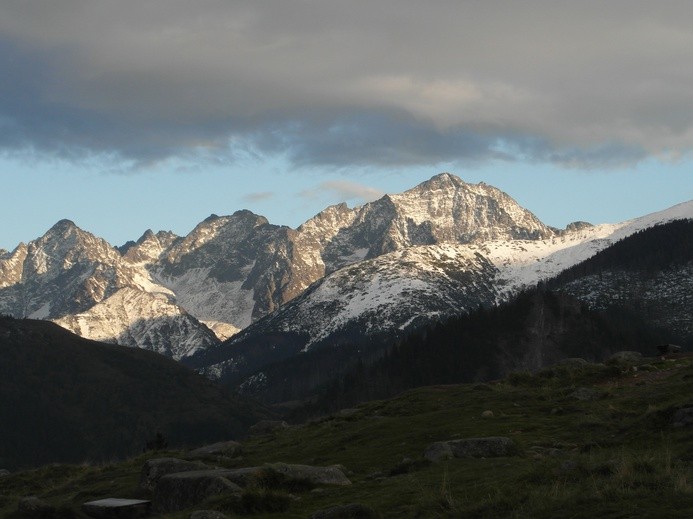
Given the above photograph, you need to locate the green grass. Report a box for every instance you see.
[2,357,692,518]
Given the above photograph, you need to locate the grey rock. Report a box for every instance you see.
[658,344,683,355]
[139,457,210,492]
[18,496,53,514]
[188,440,242,458]
[310,503,378,518]
[0,469,10,477]
[248,420,290,436]
[570,387,601,401]
[569,387,602,402]
[529,446,563,458]
[558,358,589,368]
[190,511,230,519]
[423,441,454,463]
[607,351,643,364]
[264,463,352,486]
[82,498,151,519]
[153,470,242,513]
[447,437,519,458]
[673,407,693,427]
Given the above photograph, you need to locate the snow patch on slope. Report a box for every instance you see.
[54,287,219,359]
[153,267,256,329]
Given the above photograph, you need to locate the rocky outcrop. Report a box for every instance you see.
[188,440,242,459]
[424,437,519,462]
[146,459,351,513]
[153,471,242,513]
[82,498,151,519]
[673,408,693,427]
[17,496,53,514]
[139,458,210,492]
[310,503,378,518]
[263,463,352,486]
[248,420,290,436]
[189,512,230,519]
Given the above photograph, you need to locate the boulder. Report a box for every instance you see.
[0,469,10,477]
[82,498,151,519]
[310,503,378,518]
[139,457,210,492]
[248,420,289,436]
[18,496,53,514]
[153,470,242,513]
[425,437,518,461]
[558,358,589,368]
[481,410,494,418]
[658,344,683,355]
[188,440,242,459]
[263,463,352,486]
[447,437,519,458]
[673,407,693,427]
[607,351,643,365]
[570,387,601,401]
[423,442,454,463]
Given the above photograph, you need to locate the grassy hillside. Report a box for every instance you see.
[2,354,692,518]
[0,317,267,471]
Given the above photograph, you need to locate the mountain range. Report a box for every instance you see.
[1,172,690,377]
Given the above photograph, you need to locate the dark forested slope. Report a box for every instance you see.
[0,317,266,470]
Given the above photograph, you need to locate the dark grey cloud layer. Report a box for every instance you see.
[1,1,692,169]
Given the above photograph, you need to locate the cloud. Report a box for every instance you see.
[300,180,384,203]
[1,1,692,170]
[242,191,274,202]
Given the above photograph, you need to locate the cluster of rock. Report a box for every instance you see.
[140,454,351,514]
[424,436,520,463]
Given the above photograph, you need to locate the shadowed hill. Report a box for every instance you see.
[0,317,268,471]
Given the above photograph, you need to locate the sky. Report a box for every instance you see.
[1,1,692,251]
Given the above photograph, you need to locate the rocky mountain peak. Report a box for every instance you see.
[48,218,79,235]
[389,173,555,243]
[137,229,157,244]
[0,243,28,288]
[122,229,170,265]
[564,221,594,233]
[26,221,122,277]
